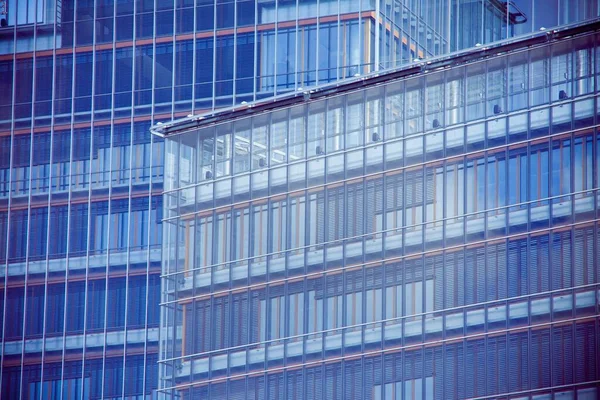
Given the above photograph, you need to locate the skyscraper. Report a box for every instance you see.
[155,19,600,399]
[0,0,598,399]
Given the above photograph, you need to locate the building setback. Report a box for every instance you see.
[155,20,600,399]
[0,0,599,399]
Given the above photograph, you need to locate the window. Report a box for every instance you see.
[508,52,528,111]
[106,277,126,329]
[11,135,30,196]
[573,135,593,199]
[551,231,572,290]
[289,195,306,254]
[445,161,464,220]
[405,169,424,228]
[530,46,550,107]
[52,130,71,192]
[214,210,232,266]
[195,214,213,272]
[373,376,434,399]
[250,290,266,344]
[327,187,345,242]
[551,138,571,198]
[466,63,485,121]
[111,125,131,186]
[109,199,129,253]
[86,279,106,331]
[486,151,507,210]
[347,182,365,239]
[465,247,486,305]
[232,207,250,263]
[366,180,384,237]
[386,81,404,139]
[425,74,444,129]
[213,296,230,350]
[287,289,304,339]
[269,290,291,340]
[271,111,288,165]
[508,148,528,208]
[307,101,326,157]
[405,78,423,135]
[326,96,344,152]
[487,57,507,117]
[345,271,364,331]
[424,166,443,225]
[66,281,85,333]
[31,132,51,194]
[28,207,48,260]
[215,36,234,99]
[231,292,249,346]
[48,205,68,258]
[529,234,551,294]
[71,128,91,190]
[270,200,287,255]
[307,286,323,336]
[131,122,152,183]
[74,53,93,114]
[385,174,404,237]
[323,275,343,334]
[236,33,255,97]
[529,143,549,214]
[365,268,383,327]
[185,299,210,355]
[251,203,268,260]
[91,126,111,188]
[25,285,45,336]
[346,92,364,148]
[466,157,485,216]
[69,203,88,256]
[90,201,109,255]
[444,251,465,308]
[233,120,251,174]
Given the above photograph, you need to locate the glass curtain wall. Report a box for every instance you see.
[1,1,599,399]
[159,28,600,399]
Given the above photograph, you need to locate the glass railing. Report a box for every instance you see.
[161,285,599,380]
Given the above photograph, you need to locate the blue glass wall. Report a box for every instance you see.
[159,27,600,399]
[0,1,598,399]
[0,0,435,398]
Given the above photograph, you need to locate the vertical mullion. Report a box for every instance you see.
[212,0,217,110]
[232,0,238,105]
[37,0,60,393]
[17,11,37,400]
[252,0,258,102]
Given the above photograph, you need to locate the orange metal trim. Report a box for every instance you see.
[176,33,195,41]
[116,40,134,48]
[156,36,174,44]
[136,38,154,46]
[75,45,94,53]
[217,28,235,36]
[257,23,276,32]
[16,52,34,59]
[56,48,73,55]
[96,43,114,51]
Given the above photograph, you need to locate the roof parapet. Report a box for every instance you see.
[150,18,600,139]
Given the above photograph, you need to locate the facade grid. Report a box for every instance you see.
[0,0,599,399]
[157,23,600,399]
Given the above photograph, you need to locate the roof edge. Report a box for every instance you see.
[150,18,600,138]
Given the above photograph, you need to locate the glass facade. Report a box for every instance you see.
[159,25,600,399]
[1,1,599,399]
